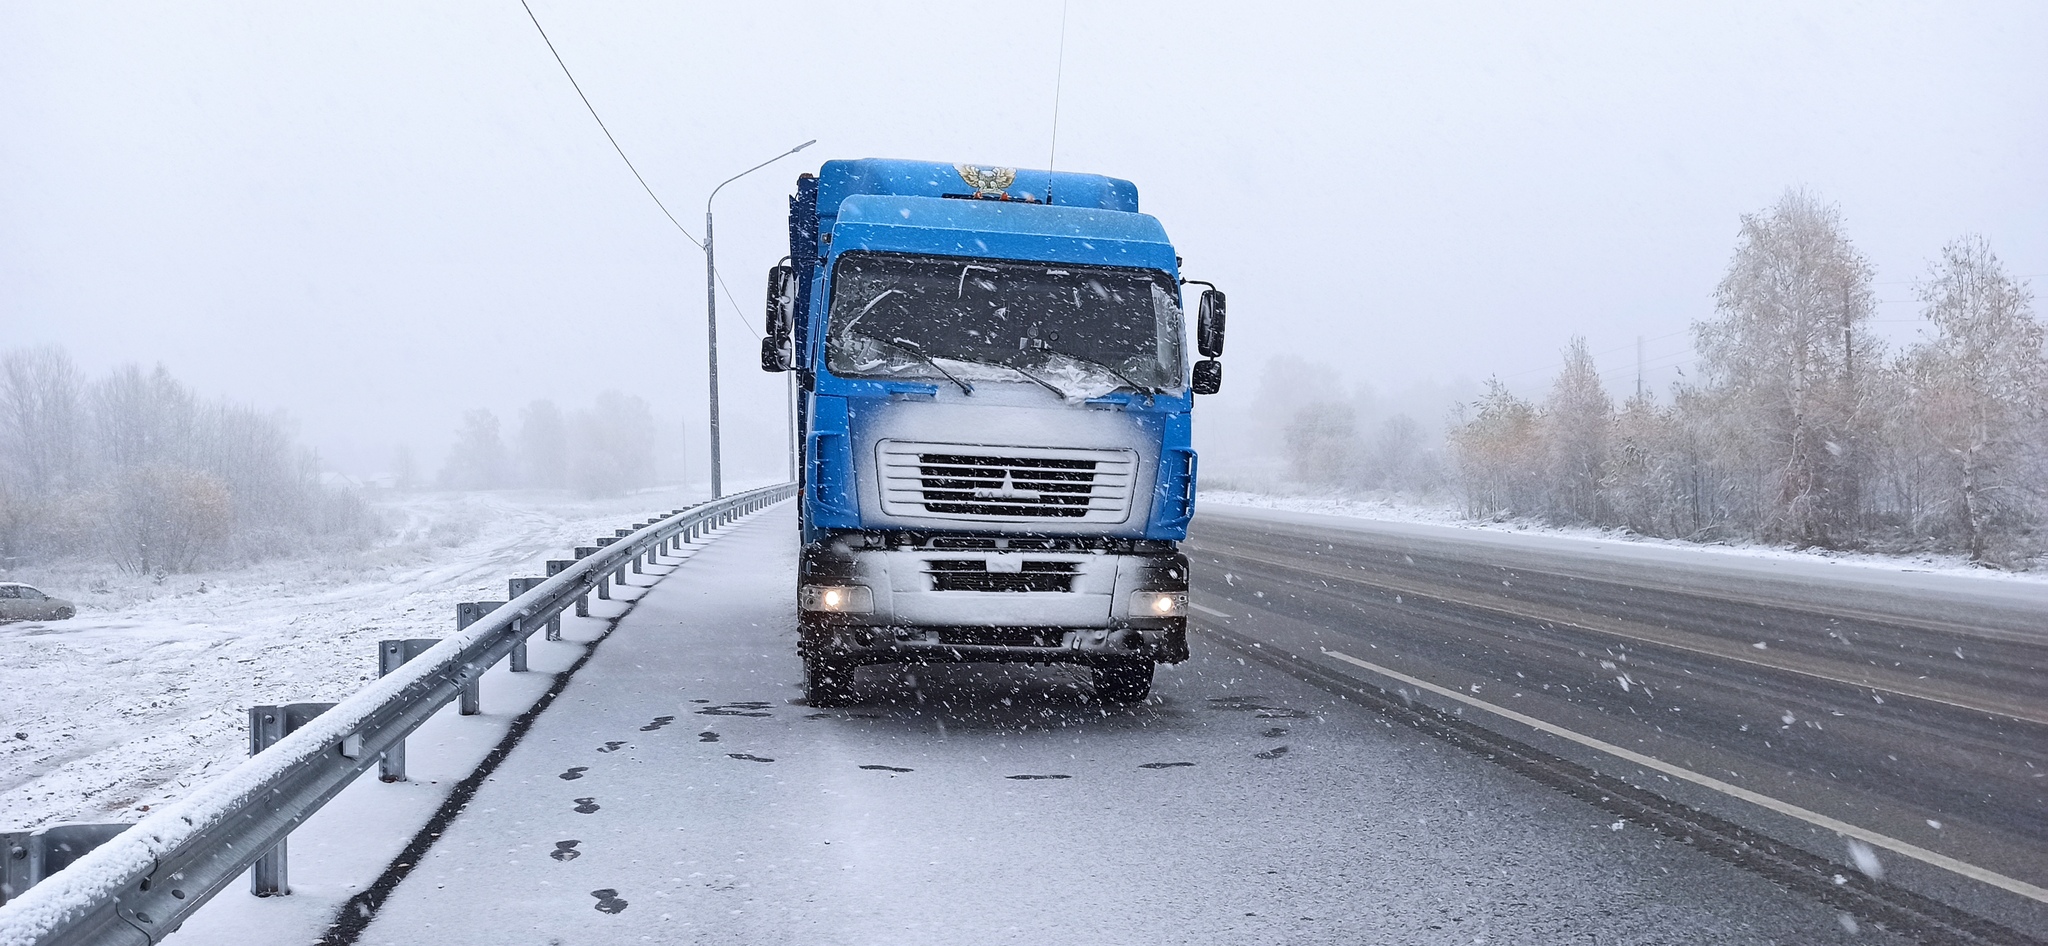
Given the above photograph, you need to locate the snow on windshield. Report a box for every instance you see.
[824,252,1184,396]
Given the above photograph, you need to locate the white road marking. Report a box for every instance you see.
[1321,647,2048,905]
[1191,603,1231,619]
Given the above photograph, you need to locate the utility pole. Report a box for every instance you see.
[703,209,721,499]
[1636,335,1644,399]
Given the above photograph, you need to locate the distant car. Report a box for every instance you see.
[0,583,76,623]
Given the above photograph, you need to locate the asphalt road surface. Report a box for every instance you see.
[345,506,1954,945]
[1185,505,2048,941]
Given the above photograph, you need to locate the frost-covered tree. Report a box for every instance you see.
[1602,391,1676,535]
[0,347,85,497]
[0,347,375,569]
[571,392,657,496]
[439,409,510,490]
[518,399,569,489]
[98,465,233,574]
[1903,237,2045,565]
[1542,337,1611,523]
[1283,401,1363,489]
[93,364,198,474]
[1363,414,1435,491]
[1698,189,1880,547]
[1451,378,1543,518]
[392,443,419,490]
[0,348,87,559]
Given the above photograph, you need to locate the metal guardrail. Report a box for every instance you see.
[0,484,794,946]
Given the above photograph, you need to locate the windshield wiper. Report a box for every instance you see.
[1038,348,1160,396]
[870,336,974,396]
[1007,363,1075,399]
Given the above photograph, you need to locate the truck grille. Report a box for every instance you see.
[877,441,1138,523]
[925,560,1080,593]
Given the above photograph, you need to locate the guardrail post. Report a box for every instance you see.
[508,577,550,653]
[461,600,509,676]
[594,538,616,599]
[615,529,638,579]
[1,824,130,907]
[574,547,599,612]
[376,639,440,781]
[450,604,495,715]
[247,702,336,896]
[545,561,573,636]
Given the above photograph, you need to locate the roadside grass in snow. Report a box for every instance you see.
[1200,488,2048,585]
[0,486,709,830]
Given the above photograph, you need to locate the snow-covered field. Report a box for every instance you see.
[0,486,713,832]
[1200,488,2048,585]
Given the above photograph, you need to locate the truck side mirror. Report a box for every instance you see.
[761,336,791,373]
[1192,359,1222,395]
[1197,289,1226,358]
[764,264,795,338]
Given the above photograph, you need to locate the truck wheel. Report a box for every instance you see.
[1092,658,1153,704]
[804,655,857,707]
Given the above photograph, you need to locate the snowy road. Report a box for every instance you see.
[341,506,1906,945]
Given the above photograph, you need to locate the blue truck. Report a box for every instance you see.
[761,158,1225,706]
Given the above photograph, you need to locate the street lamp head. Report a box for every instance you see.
[792,139,818,153]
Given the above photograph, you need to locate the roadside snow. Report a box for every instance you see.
[1200,488,2048,586]
[0,486,716,832]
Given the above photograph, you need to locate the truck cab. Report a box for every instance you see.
[762,158,1225,705]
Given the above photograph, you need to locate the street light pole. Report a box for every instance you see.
[703,138,815,499]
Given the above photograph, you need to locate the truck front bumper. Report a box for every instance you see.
[796,537,1189,667]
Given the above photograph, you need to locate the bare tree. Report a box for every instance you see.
[1698,189,1880,547]
[1904,236,2045,565]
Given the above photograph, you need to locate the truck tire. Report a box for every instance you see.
[1091,658,1153,704]
[804,654,857,707]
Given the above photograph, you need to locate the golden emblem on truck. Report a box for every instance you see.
[955,164,1016,198]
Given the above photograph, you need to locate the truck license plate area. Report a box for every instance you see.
[935,627,1066,647]
[926,559,1079,593]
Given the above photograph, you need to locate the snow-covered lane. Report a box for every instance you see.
[346,507,1889,945]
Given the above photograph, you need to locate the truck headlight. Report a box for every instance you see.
[801,584,874,614]
[1128,591,1187,618]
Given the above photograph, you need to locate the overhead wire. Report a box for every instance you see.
[518,1,768,341]
[519,0,702,249]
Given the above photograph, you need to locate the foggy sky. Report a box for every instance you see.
[5,1,2043,480]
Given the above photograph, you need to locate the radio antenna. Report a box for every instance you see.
[1045,0,1069,204]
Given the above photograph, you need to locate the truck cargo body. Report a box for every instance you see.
[764,159,1224,704]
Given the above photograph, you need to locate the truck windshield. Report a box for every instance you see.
[825,252,1184,395]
